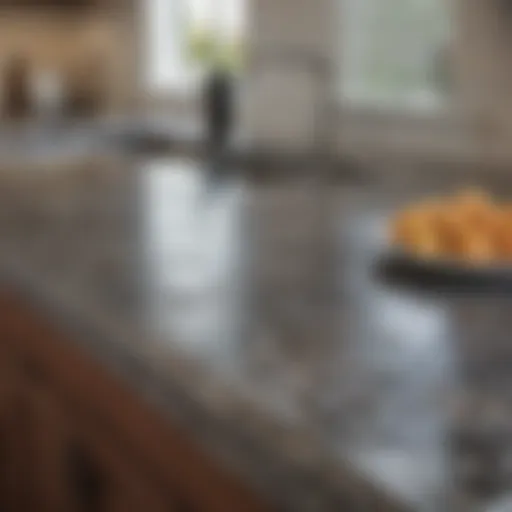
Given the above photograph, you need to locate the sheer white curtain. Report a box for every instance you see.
[342,0,451,110]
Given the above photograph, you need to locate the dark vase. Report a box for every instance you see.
[203,67,234,153]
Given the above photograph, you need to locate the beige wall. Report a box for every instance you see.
[242,0,512,161]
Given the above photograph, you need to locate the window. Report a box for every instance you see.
[342,0,452,110]
[144,0,246,93]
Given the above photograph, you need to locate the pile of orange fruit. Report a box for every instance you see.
[390,188,512,264]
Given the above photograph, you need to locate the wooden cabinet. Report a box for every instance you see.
[0,352,35,511]
[26,385,170,512]
[0,292,269,512]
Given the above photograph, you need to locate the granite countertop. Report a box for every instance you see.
[2,155,512,511]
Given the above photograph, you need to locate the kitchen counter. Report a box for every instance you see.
[0,117,195,163]
[1,155,512,511]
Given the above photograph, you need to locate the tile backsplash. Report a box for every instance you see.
[0,12,132,119]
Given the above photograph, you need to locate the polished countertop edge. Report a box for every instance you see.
[0,246,410,512]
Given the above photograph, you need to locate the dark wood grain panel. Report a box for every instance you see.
[0,291,269,512]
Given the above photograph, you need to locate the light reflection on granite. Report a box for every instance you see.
[343,287,452,510]
[3,157,512,511]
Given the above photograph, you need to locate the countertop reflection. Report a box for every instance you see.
[1,155,511,511]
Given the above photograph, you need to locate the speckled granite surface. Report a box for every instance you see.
[2,155,512,511]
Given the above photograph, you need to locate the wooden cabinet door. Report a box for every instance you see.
[0,353,17,511]
[28,384,80,512]
[27,382,172,512]
[0,352,37,511]
[74,421,171,512]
